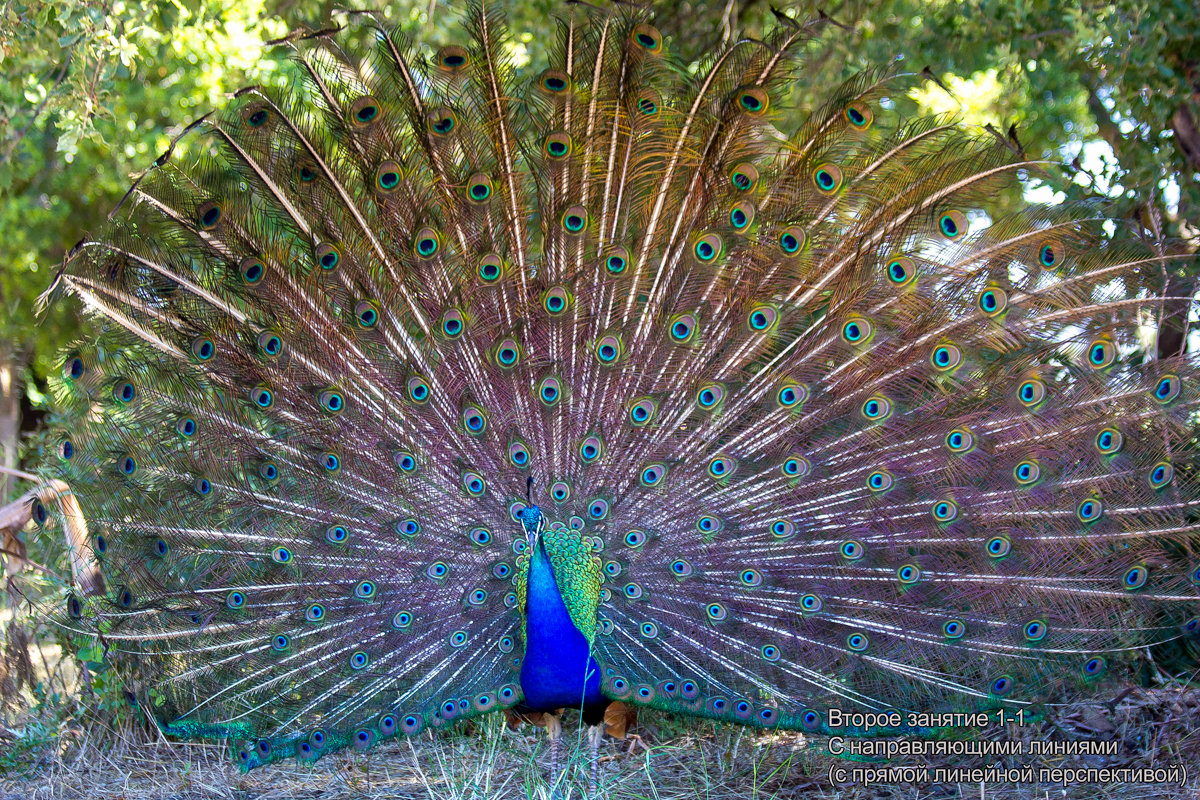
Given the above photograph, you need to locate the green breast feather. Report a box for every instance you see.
[516,526,603,646]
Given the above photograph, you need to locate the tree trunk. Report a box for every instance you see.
[0,347,21,504]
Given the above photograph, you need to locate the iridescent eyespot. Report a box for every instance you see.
[392,610,413,629]
[538,377,563,405]
[177,418,197,437]
[477,253,503,283]
[639,621,659,639]
[375,161,402,193]
[588,499,609,519]
[427,108,457,135]
[1016,378,1046,408]
[244,105,270,127]
[320,452,341,472]
[740,569,762,587]
[396,518,420,538]
[812,163,842,194]
[319,389,345,415]
[462,472,486,497]
[866,470,893,492]
[1023,620,1047,642]
[1087,338,1116,369]
[539,70,571,94]
[624,529,647,548]
[706,602,728,621]
[441,309,465,338]
[761,645,781,662]
[800,593,822,613]
[468,527,491,547]
[844,101,873,129]
[258,331,283,356]
[630,23,662,52]
[670,559,693,577]
[197,201,221,229]
[271,634,289,652]
[840,540,864,559]
[884,256,916,287]
[1037,242,1059,267]
[427,561,449,580]
[861,395,892,420]
[771,519,796,539]
[462,405,487,434]
[634,90,660,116]
[240,257,265,284]
[639,464,666,487]
[623,582,644,599]
[466,588,488,607]
[413,227,441,259]
[1153,374,1181,404]
[435,44,469,70]
[1123,565,1148,590]
[896,564,920,585]
[938,210,967,239]
[986,535,1011,558]
[708,455,736,479]
[697,515,723,535]
[350,651,369,670]
[729,163,759,192]
[735,86,768,114]
[1076,496,1103,524]
[316,243,341,271]
[298,161,319,182]
[840,318,871,344]
[696,383,725,410]
[1082,656,1106,677]
[1095,427,1123,455]
[944,428,974,453]
[506,441,530,469]
[603,246,629,275]
[595,334,623,364]
[693,233,723,263]
[669,313,698,343]
[192,477,212,496]
[250,386,273,408]
[407,376,431,404]
[226,591,245,609]
[324,524,349,544]
[777,382,807,408]
[846,633,869,652]
[781,455,810,479]
[544,131,572,159]
[930,343,962,372]
[729,201,755,232]
[977,287,1008,317]
[932,500,958,523]
[113,379,136,404]
[1013,460,1040,485]
[191,337,215,361]
[778,226,805,255]
[394,450,417,473]
[1149,461,1173,489]
[64,355,84,380]
[747,305,778,332]
[942,619,966,639]
[543,287,570,316]
[350,96,380,125]
[355,580,376,600]
[550,481,571,502]
[118,455,137,475]
[580,435,603,463]
[560,205,587,234]
[466,173,493,203]
[58,440,74,460]
[630,397,656,425]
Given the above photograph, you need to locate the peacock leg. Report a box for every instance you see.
[546,713,562,786]
[587,723,604,795]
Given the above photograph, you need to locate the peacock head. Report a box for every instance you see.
[520,504,545,549]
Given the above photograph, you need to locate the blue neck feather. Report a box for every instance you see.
[519,538,603,713]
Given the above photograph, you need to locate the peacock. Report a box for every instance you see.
[36,0,1200,788]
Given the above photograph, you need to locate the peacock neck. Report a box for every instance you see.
[518,537,604,715]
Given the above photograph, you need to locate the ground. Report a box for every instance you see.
[2,686,1197,800]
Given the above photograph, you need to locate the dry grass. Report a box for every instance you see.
[2,684,1198,800]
